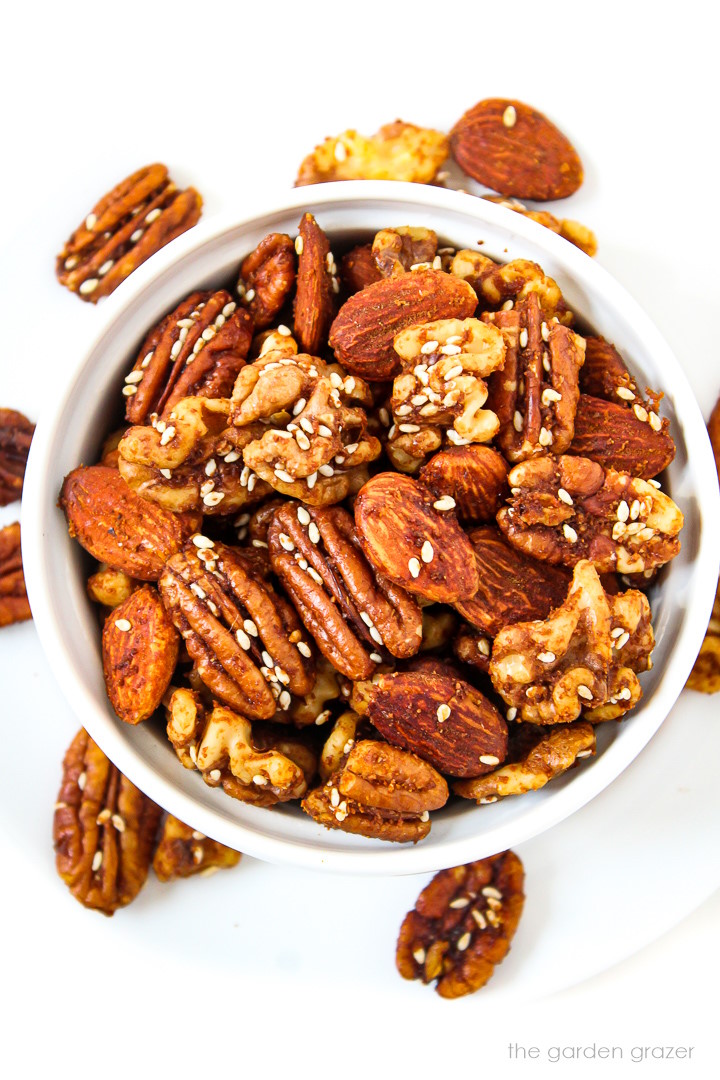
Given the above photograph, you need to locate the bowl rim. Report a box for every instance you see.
[22,180,720,875]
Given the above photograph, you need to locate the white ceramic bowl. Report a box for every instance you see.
[22,181,720,875]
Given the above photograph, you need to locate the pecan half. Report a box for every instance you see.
[419,446,508,523]
[238,233,296,329]
[451,98,583,201]
[102,585,179,724]
[158,538,315,718]
[483,195,597,256]
[453,721,596,803]
[387,318,505,470]
[354,472,479,603]
[497,455,683,574]
[53,729,162,915]
[340,244,382,294]
[359,668,507,778]
[686,579,720,694]
[483,294,585,462]
[0,408,34,506]
[709,393,720,478]
[59,465,200,580]
[296,121,449,186]
[454,525,571,636]
[293,213,337,354]
[329,270,478,381]
[231,349,380,505]
[490,560,654,724]
[153,815,241,881]
[372,227,438,277]
[0,522,31,627]
[123,291,253,424]
[56,164,202,302]
[569,394,675,479]
[119,397,273,515]
[302,740,448,843]
[268,502,422,680]
[396,851,525,998]
[452,250,572,324]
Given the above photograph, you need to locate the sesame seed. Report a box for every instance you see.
[224,450,240,463]
[502,299,514,310]
[235,628,251,651]
[539,427,553,446]
[617,500,630,522]
[114,618,131,632]
[638,527,655,540]
[457,932,472,952]
[616,386,635,401]
[507,707,517,721]
[472,910,487,929]
[480,796,498,804]
[611,626,625,638]
[543,355,551,373]
[577,685,593,701]
[318,464,334,477]
[318,425,333,438]
[648,412,662,431]
[244,289,256,303]
[630,499,641,520]
[413,947,426,964]
[440,343,462,357]
[145,207,162,224]
[112,814,125,832]
[130,229,143,243]
[308,522,321,545]
[421,540,434,563]
[295,235,304,255]
[85,213,97,229]
[612,522,626,540]
[444,364,464,381]
[160,425,176,446]
[370,652,383,663]
[344,442,359,455]
[193,339,205,354]
[519,328,528,349]
[205,459,217,477]
[513,410,524,432]
[369,626,383,645]
[296,641,312,659]
[274,469,295,484]
[199,480,215,497]
[222,302,236,317]
[170,339,183,359]
[77,772,86,790]
[450,897,470,909]
[541,322,550,341]
[208,769,222,782]
[408,557,421,579]
[190,583,206,599]
[96,808,112,825]
[480,754,500,765]
[576,749,593,759]
[420,810,430,822]
[122,384,138,397]
[64,255,79,270]
[538,651,556,663]
[98,259,114,276]
[563,524,578,543]
[615,631,630,649]
[399,423,421,433]
[203,492,225,506]
[557,488,573,506]
[433,495,456,511]
[634,404,648,422]
[344,377,356,394]
[300,417,314,434]
[437,704,451,722]
[306,471,318,490]
[79,278,99,295]
[92,851,103,873]
[395,405,412,417]
[276,324,291,337]
[124,370,144,386]
[308,567,323,585]
[482,886,502,900]
[542,387,562,405]
[477,638,490,657]
[502,104,517,127]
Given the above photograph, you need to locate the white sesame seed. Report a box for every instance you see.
[274,469,295,484]
[477,638,490,657]
[539,426,553,446]
[294,235,304,255]
[98,259,115,277]
[502,104,517,127]
[275,324,291,337]
[634,404,648,422]
[278,533,295,552]
[79,278,99,295]
[630,499,641,520]
[369,626,383,645]
[519,328,529,349]
[482,886,502,900]
[193,338,205,354]
[502,299,514,310]
[224,450,240,463]
[91,850,103,873]
[612,522,626,540]
[144,207,162,224]
[318,464,334,477]
[307,567,323,585]
[344,377,356,394]
[616,386,635,401]
[538,651,556,663]
[433,495,456,511]
[444,364,464,381]
[542,387,562,405]
[124,370,144,386]
[399,424,421,434]
[615,631,630,649]
[507,707,517,721]
[300,417,314,434]
[576,748,593,759]
[160,425,176,446]
[408,557,421,579]
[244,289,256,303]
[222,302,236,317]
[617,500,630,522]
[541,322,550,342]
[308,522,321,545]
[563,524,578,543]
[204,459,217,478]
[450,897,470,909]
[421,540,434,563]
[513,410,524,432]
[318,425,333,438]
[369,652,383,664]
[480,754,500,766]
[114,618,131,632]
[306,471,318,490]
[344,442,359,456]
[557,488,573,506]
[203,492,225,506]
[130,229,143,243]
[578,685,593,701]
[480,796,498,805]
[437,704,451,722]
[121,385,137,397]
[457,932,472,952]
[648,412,662,431]
[112,814,125,832]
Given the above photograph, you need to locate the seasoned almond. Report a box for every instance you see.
[570,394,675,479]
[102,585,179,724]
[419,445,508,523]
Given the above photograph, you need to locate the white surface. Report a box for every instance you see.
[22,181,719,872]
[2,0,719,1075]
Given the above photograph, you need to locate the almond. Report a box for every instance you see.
[419,444,508,523]
[328,270,478,381]
[569,394,675,479]
[59,465,199,580]
[293,212,336,354]
[454,525,570,636]
[364,668,507,778]
[102,585,179,724]
[450,98,583,202]
[354,472,479,603]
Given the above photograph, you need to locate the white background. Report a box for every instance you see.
[1,2,719,1077]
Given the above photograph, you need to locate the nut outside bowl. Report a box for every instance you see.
[22,182,720,875]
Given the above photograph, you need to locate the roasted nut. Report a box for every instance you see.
[569,394,675,479]
[123,291,253,425]
[118,397,273,515]
[102,585,179,724]
[451,98,583,201]
[0,522,31,627]
[453,624,493,675]
[396,850,525,998]
[483,195,597,257]
[302,740,448,843]
[420,608,458,653]
[231,349,380,506]
[387,318,505,471]
[329,270,479,381]
[296,121,449,186]
[708,394,720,478]
[452,249,572,324]
[454,525,570,636]
[580,337,661,416]
[158,538,315,719]
[340,244,382,294]
[293,213,337,354]
[87,566,139,608]
[287,656,348,727]
[419,445,508,523]
[483,294,585,462]
[318,710,364,780]
[686,579,720,694]
[498,455,683,574]
[56,164,202,302]
[360,668,507,778]
[372,226,438,277]
[453,721,596,803]
[490,560,654,724]
[53,729,162,915]
[238,233,296,329]
[166,687,206,769]
[153,815,241,881]
[59,465,200,580]
[268,502,422,680]
[354,472,479,603]
[0,407,34,506]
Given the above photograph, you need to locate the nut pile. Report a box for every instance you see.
[58,204,686,845]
